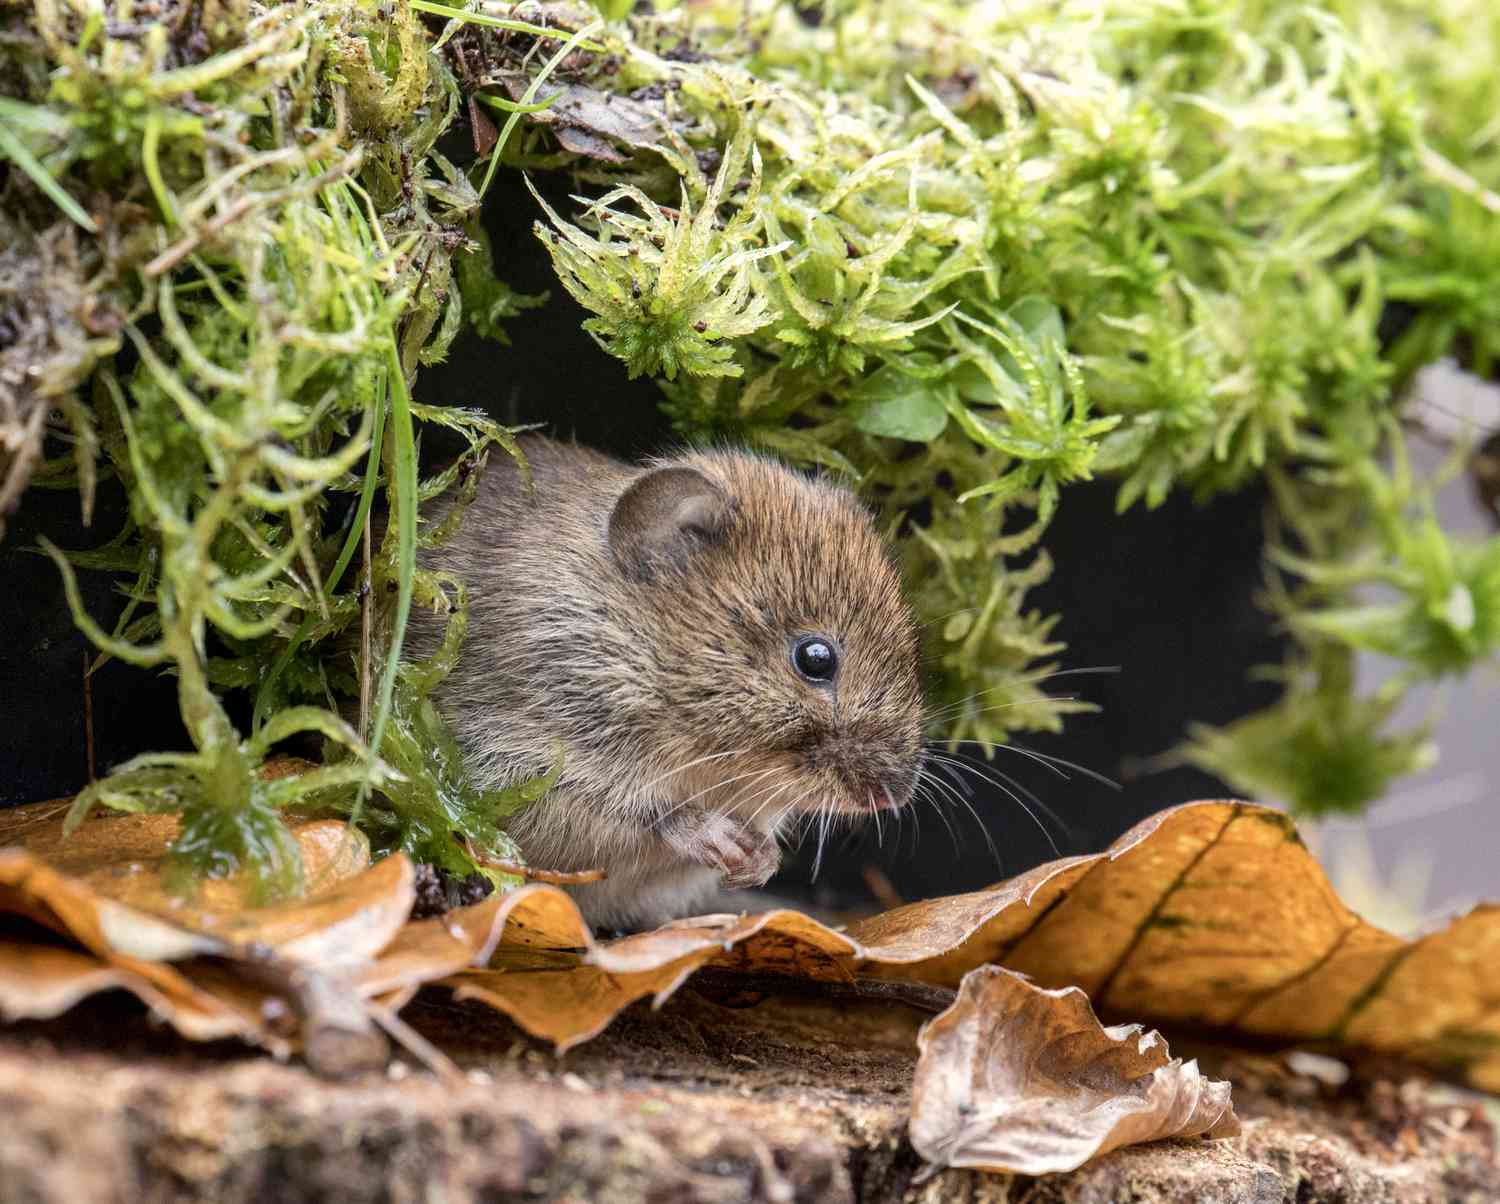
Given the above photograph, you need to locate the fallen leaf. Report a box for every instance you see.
[496,77,664,163]
[6,789,1500,1111]
[855,804,1500,1092]
[909,964,1238,1176]
[446,802,1500,1092]
[0,805,406,962]
[0,937,161,1021]
[444,896,864,1050]
[0,800,416,1070]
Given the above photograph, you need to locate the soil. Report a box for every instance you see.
[2,984,1496,1203]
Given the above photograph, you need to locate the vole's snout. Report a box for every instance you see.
[814,735,923,816]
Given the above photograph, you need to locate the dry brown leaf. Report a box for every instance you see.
[443,894,870,1049]
[0,801,417,1068]
[446,802,1500,1092]
[497,77,663,164]
[909,965,1239,1177]
[0,938,163,1021]
[0,842,276,1044]
[6,791,1499,1104]
[855,803,1500,1092]
[0,806,408,961]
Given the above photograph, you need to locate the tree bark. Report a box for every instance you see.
[1,987,1495,1203]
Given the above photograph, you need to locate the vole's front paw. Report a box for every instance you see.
[658,811,780,888]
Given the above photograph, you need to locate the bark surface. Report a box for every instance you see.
[1,988,1496,1203]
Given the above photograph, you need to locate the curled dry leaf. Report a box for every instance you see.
[909,965,1239,1177]
[0,800,416,1072]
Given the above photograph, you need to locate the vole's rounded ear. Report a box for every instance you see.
[608,465,734,581]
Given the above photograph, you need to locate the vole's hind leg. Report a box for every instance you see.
[657,809,780,888]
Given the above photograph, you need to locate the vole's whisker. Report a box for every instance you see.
[1046,665,1122,680]
[927,751,1060,857]
[903,780,924,852]
[912,767,963,855]
[811,804,834,882]
[924,758,972,815]
[950,782,1008,865]
[929,758,975,800]
[725,766,788,810]
[636,748,751,794]
[654,764,781,824]
[985,742,1121,791]
[928,750,1075,841]
[922,664,1121,718]
[915,606,979,631]
[930,697,1080,724]
[742,775,799,830]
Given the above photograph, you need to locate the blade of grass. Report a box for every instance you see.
[475,91,564,115]
[250,385,386,732]
[0,121,97,233]
[409,0,606,51]
[359,338,418,806]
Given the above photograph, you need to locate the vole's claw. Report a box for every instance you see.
[659,810,780,887]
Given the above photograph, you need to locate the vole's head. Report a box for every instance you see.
[606,450,925,830]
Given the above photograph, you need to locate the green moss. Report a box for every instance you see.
[520,0,1500,799]
[4,0,1500,892]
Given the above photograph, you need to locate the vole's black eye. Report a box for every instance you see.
[792,635,839,683]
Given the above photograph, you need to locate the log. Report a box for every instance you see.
[1,987,1496,1203]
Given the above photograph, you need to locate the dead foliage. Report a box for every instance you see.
[2,793,1497,1174]
[909,965,1239,1175]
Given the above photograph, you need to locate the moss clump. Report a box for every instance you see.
[3,0,1499,895]
[516,0,1500,810]
[2,0,534,891]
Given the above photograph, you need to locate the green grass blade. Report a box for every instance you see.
[409,0,605,51]
[0,121,97,233]
[362,339,418,793]
[250,388,387,733]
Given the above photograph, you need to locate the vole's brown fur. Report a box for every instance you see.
[408,436,925,929]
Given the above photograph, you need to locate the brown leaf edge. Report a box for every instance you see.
[908,964,1239,1178]
[446,801,1500,1092]
[5,796,1498,1098]
[0,809,418,1072]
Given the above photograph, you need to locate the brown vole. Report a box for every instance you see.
[408,436,925,929]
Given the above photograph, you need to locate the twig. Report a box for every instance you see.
[861,864,904,911]
[366,998,465,1083]
[460,836,606,884]
[686,967,957,1016]
[232,947,389,1077]
[82,651,96,783]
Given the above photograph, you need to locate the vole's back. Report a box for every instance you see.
[412,438,634,791]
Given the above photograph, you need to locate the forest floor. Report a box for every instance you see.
[3,981,1497,1203]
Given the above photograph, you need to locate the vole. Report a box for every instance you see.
[407,436,926,929]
